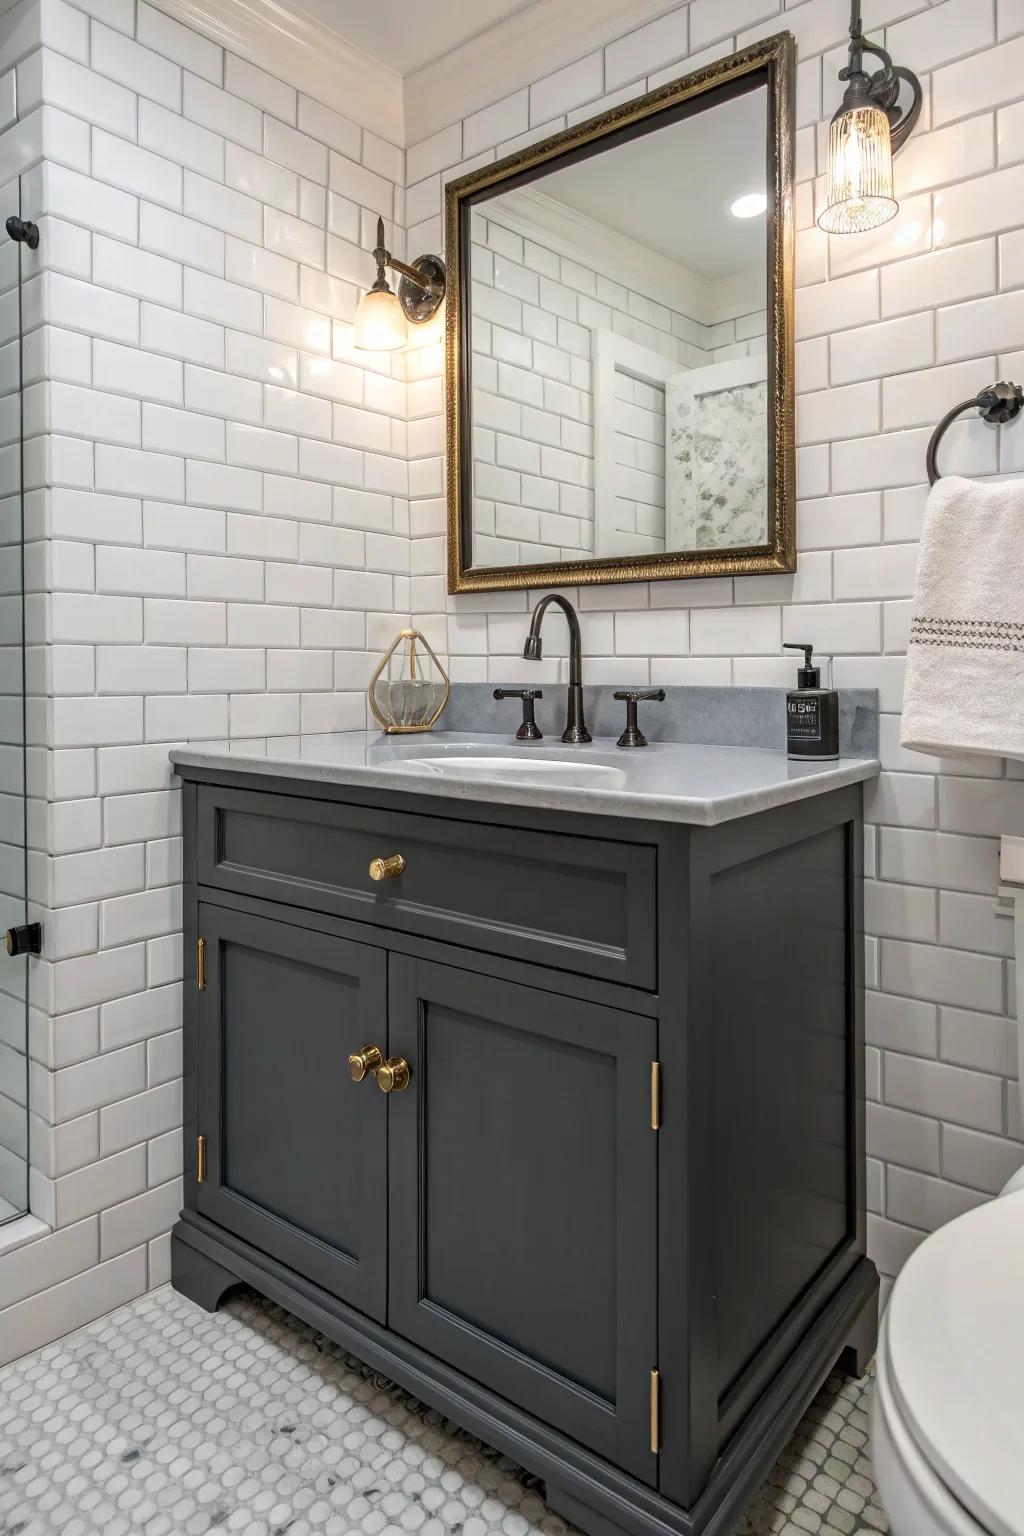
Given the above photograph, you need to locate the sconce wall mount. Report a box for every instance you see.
[393,250,447,325]
[836,11,922,156]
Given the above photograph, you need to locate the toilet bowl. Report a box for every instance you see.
[872,836,1024,1534]
[872,1191,1024,1536]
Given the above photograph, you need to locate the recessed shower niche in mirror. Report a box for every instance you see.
[446,34,795,593]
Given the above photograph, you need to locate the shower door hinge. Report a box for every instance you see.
[650,1061,661,1130]
[4,922,41,957]
[649,1369,661,1454]
[196,1134,207,1183]
[5,215,38,248]
[197,937,206,991]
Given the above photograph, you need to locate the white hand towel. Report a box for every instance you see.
[901,475,1024,759]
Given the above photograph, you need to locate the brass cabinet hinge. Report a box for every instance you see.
[197,937,206,991]
[196,1134,207,1183]
[650,1061,661,1130]
[649,1368,661,1454]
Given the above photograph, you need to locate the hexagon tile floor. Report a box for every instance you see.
[0,1284,888,1536]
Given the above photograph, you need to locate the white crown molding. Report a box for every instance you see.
[148,0,405,146]
[490,187,765,328]
[404,0,681,146]
[706,268,765,327]
[491,186,713,328]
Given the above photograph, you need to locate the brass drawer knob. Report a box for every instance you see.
[377,1056,411,1093]
[348,1044,383,1082]
[369,853,405,882]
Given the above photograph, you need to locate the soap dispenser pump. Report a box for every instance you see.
[783,643,839,762]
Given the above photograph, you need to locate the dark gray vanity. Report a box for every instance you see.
[171,687,879,1536]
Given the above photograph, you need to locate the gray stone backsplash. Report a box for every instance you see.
[440,684,879,758]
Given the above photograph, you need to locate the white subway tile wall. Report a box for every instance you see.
[1,0,1021,1356]
[0,0,409,1357]
[403,0,1024,1315]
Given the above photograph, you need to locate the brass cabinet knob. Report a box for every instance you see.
[377,1056,411,1093]
[369,854,405,882]
[348,1044,383,1082]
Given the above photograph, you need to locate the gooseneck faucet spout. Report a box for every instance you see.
[523,594,591,744]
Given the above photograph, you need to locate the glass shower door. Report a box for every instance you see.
[0,195,34,1223]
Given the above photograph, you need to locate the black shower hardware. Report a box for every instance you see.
[6,207,36,968]
[5,216,38,248]
[5,922,41,956]
[926,380,1024,485]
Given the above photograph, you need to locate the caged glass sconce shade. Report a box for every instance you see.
[352,287,408,351]
[818,103,898,234]
[818,0,921,236]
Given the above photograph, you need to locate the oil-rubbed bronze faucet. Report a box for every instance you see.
[523,594,591,744]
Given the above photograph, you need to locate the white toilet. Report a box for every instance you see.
[873,1190,1024,1536]
[872,838,1024,1536]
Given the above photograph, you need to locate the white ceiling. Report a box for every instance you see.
[537,87,768,281]
[289,0,539,76]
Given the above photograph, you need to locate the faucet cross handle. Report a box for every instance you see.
[494,688,544,741]
[613,689,665,749]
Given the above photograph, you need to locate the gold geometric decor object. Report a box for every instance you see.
[368,627,450,734]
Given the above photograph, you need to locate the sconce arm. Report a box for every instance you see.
[368,213,446,323]
[885,64,923,151]
[386,254,441,293]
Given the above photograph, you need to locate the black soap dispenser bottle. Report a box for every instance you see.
[784,643,839,762]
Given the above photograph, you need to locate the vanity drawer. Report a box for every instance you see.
[197,785,656,988]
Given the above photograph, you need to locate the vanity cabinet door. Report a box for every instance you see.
[386,955,658,1483]
[196,903,388,1320]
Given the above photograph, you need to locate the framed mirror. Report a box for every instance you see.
[445,32,795,594]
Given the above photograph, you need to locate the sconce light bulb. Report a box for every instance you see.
[730,192,767,219]
[352,287,408,351]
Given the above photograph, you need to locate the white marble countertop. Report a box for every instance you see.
[171,731,879,827]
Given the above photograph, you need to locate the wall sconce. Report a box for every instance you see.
[352,216,447,350]
[818,0,922,235]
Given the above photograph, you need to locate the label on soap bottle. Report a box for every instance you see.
[787,695,821,742]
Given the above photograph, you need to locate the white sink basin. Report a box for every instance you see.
[391,755,627,790]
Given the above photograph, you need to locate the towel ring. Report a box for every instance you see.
[926,379,1024,485]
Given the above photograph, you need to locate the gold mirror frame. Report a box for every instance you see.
[445,31,796,594]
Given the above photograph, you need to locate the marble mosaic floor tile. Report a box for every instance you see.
[0,1285,888,1536]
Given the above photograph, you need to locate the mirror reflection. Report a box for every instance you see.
[467,82,770,571]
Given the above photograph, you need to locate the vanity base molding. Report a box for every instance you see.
[172,1212,877,1536]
